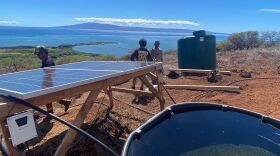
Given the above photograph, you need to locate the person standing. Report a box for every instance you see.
[130,39,153,90]
[150,41,163,62]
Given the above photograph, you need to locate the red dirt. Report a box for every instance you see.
[3,50,280,155]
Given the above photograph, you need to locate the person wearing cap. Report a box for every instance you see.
[34,46,55,68]
[130,39,153,90]
[34,46,71,121]
[150,41,163,62]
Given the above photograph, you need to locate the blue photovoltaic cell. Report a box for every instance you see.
[0,81,42,93]
[0,61,158,99]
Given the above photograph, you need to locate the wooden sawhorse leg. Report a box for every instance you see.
[104,86,114,109]
[0,120,22,156]
[54,89,101,156]
[139,74,165,111]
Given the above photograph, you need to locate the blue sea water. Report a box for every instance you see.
[0,27,228,57]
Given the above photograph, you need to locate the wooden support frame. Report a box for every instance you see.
[0,63,165,156]
[169,68,231,75]
[163,85,240,93]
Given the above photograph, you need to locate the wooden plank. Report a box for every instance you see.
[139,75,165,110]
[147,72,164,83]
[155,71,165,110]
[54,89,101,156]
[0,97,29,120]
[110,87,154,97]
[147,72,157,81]
[139,76,161,100]
[163,85,240,92]
[106,86,114,109]
[169,68,231,75]
[0,120,22,156]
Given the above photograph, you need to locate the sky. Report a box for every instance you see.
[0,0,280,33]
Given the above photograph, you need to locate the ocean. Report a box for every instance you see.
[0,27,228,57]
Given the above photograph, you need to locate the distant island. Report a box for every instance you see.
[57,23,228,35]
[0,22,227,35]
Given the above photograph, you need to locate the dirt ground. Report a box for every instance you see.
[2,49,280,155]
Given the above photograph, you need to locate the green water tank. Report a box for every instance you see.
[178,30,216,70]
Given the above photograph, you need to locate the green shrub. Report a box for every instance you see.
[217,31,261,51]
[217,41,232,52]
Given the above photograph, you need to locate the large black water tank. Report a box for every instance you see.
[122,103,280,156]
[178,30,216,70]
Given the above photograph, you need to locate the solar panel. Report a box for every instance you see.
[53,61,155,71]
[0,61,160,99]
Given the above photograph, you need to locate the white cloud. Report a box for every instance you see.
[0,20,20,24]
[259,9,280,13]
[74,17,200,26]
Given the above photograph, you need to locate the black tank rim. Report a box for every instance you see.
[122,102,280,156]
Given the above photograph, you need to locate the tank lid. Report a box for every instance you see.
[193,30,206,37]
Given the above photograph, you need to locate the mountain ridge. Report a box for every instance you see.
[57,23,226,35]
[0,23,227,35]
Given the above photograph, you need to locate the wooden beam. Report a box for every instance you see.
[155,71,165,110]
[54,89,101,156]
[0,120,22,156]
[147,72,157,80]
[163,85,240,93]
[139,76,161,99]
[147,72,164,84]
[106,86,114,109]
[110,87,154,97]
[139,76,165,110]
[169,68,231,75]
[0,97,29,120]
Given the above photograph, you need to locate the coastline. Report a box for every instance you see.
[0,42,119,74]
[0,41,116,50]
[0,41,177,74]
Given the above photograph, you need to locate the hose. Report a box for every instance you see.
[161,83,177,104]
[7,96,119,156]
[113,97,155,116]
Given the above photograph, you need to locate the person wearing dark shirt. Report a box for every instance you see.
[34,46,71,121]
[130,39,152,90]
[130,39,152,62]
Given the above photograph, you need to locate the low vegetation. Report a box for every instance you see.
[217,31,280,51]
[0,45,116,74]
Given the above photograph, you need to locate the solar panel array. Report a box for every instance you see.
[0,61,159,99]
